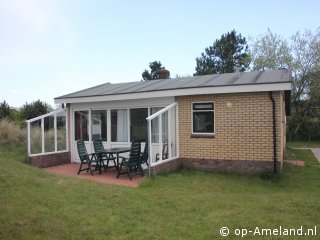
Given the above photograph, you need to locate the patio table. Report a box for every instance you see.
[99,147,131,176]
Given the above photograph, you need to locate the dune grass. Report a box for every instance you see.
[0,145,319,239]
[0,119,25,147]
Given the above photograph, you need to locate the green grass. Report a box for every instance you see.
[287,140,320,149]
[1,145,320,239]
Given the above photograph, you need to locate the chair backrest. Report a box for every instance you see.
[129,139,141,164]
[77,139,88,161]
[93,138,104,153]
[141,140,148,163]
[162,140,168,155]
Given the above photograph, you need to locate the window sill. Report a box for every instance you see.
[191,134,215,139]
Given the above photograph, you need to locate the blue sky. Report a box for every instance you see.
[0,0,319,108]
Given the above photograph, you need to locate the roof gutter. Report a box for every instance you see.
[269,91,277,173]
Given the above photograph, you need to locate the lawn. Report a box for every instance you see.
[286,140,320,149]
[0,144,319,240]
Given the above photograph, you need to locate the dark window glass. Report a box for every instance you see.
[192,102,214,134]
[130,108,148,141]
[75,111,89,141]
[193,112,214,133]
[193,103,213,110]
[91,110,107,141]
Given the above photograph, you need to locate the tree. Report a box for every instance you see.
[0,100,10,119]
[250,28,293,71]
[19,100,52,121]
[194,30,251,75]
[142,61,166,80]
[251,28,320,140]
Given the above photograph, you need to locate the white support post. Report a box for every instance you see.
[107,109,111,144]
[88,109,93,153]
[54,113,57,152]
[41,117,44,154]
[65,108,69,152]
[148,120,152,178]
[168,109,172,159]
[159,114,162,161]
[127,109,130,143]
[27,122,31,156]
[176,104,179,158]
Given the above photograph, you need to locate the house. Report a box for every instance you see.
[27,69,291,175]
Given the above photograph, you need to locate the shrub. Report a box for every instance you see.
[0,119,26,147]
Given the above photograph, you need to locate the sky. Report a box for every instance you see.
[0,0,319,108]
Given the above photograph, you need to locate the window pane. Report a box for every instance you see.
[193,103,213,110]
[130,108,148,141]
[193,112,214,133]
[111,109,128,142]
[91,110,107,141]
[44,115,55,152]
[56,112,67,151]
[151,107,162,143]
[150,107,168,143]
[75,111,89,141]
[30,119,42,154]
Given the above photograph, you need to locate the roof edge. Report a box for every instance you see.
[55,82,291,104]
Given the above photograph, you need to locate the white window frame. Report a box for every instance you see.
[191,101,215,135]
[27,108,69,157]
[73,105,168,144]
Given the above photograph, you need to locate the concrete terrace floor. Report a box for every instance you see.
[44,163,146,187]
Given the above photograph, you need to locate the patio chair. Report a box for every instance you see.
[93,139,116,172]
[155,140,168,162]
[140,140,149,166]
[117,139,144,180]
[76,139,101,175]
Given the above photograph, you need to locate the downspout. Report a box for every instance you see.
[269,91,277,173]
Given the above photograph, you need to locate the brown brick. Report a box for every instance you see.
[175,91,286,173]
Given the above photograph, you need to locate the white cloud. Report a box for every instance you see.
[0,0,49,31]
[8,88,21,95]
[0,0,74,67]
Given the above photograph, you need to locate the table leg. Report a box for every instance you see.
[116,152,120,172]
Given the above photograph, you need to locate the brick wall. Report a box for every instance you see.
[151,158,181,175]
[175,91,285,173]
[28,151,71,168]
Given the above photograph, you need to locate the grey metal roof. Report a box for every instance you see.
[55,69,291,100]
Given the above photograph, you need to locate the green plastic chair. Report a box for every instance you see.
[93,139,116,172]
[117,139,144,180]
[76,139,100,175]
[140,140,149,166]
[155,140,168,162]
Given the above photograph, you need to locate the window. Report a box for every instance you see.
[56,111,67,151]
[111,109,128,142]
[44,115,55,152]
[130,108,148,141]
[75,111,89,141]
[192,102,214,134]
[91,110,107,141]
[150,107,168,143]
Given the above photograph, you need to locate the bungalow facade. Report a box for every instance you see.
[27,69,291,175]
